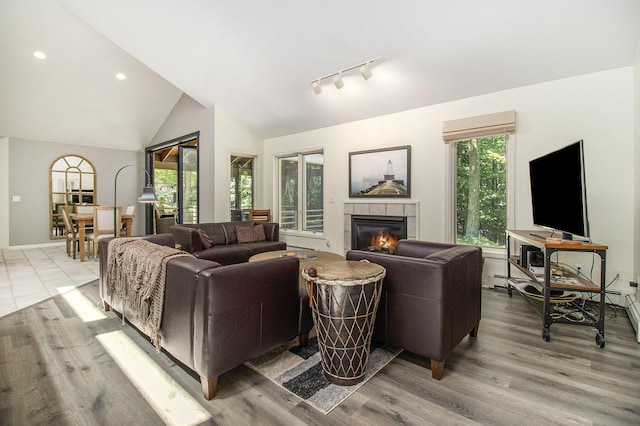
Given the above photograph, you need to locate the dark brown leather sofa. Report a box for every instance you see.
[346,239,482,380]
[170,221,286,265]
[99,234,311,399]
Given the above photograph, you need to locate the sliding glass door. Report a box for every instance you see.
[145,132,199,233]
[179,145,198,224]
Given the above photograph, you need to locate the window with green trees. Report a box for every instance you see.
[278,151,323,232]
[230,156,254,221]
[455,135,506,247]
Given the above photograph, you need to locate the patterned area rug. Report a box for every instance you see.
[245,336,402,414]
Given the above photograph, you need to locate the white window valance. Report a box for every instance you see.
[442,110,516,143]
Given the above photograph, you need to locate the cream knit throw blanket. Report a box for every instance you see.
[106,238,193,351]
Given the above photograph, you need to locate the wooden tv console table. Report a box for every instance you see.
[506,230,608,347]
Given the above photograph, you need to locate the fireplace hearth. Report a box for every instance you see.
[351,215,407,254]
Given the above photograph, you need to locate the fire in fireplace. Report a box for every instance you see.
[368,230,400,253]
[351,215,407,254]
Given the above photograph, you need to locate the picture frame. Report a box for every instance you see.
[349,145,411,198]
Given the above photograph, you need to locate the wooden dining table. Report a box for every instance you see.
[69,213,135,262]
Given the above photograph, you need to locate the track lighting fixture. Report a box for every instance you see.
[359,63,372,80]
[312,80,322,95]
[310,56,380,94]
[333,73,344,89]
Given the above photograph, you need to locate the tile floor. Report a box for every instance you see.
[0,244,99,318]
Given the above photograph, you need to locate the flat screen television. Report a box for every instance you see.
[529,140,589,240]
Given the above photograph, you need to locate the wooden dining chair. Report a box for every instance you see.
[60,206,80,259]
[121,205,136,236]
[124,205,136,216]
[249,209,271,222]
[86,206,122,261]
[75,204,95,232]
[75,204,95,214]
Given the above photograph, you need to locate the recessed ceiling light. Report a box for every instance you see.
[33,51,46,60]
[116,73,127,80]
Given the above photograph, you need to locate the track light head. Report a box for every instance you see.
[333,73,344,89]
[312,80,322,95]
[360,63,372,80]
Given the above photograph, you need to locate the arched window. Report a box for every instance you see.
[50,155,96,239]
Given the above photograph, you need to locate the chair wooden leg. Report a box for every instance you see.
[430,359,445,380]
[201,376,218,400]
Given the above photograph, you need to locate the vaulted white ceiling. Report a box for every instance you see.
[2,0,639,151]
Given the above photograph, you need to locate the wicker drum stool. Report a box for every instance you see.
[302,260,385,386]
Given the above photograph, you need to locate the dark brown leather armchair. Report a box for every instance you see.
[346,239,482,380]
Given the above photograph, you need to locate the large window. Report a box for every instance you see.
[278,151,324,233]
[455,135,507,248]
[230,155,254,221]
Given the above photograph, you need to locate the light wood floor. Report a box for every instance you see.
[1,281,639,425]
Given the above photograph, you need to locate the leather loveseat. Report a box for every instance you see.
[99,234,311,399]
[346,239,482,380]
[170,221,286,265]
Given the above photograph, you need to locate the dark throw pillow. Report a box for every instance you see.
[197,228,214,249]
[237,224,266,243]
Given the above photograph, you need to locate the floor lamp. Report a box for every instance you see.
[113,164,159,236]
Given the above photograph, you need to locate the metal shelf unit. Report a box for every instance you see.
[506,230,608,347]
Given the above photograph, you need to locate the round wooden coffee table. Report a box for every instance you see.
[249,249,344,288]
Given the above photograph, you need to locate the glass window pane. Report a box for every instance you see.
[53,158,67,171]
[52,171,66,192]
[81,173,95,190]
[66,155,82,167]
[155,169,178,210]
[78,160,93,173]
[279,156,298,230]
[456,136,506,247]
[304,153,323,232]
[230,156,253,220]
[66,171,80,192]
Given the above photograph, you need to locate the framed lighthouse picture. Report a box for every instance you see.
[349,145,411,198]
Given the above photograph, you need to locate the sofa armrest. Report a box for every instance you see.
[99,234,176,289]
[262,223,279,241]
[170,225,202,253]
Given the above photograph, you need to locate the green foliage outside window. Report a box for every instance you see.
[155,169,177,208]
[456,135,506,247]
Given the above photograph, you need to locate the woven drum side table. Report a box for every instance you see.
[302,260,386,386]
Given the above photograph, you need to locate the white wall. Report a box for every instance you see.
[265,67,636,296]
[149,98,264,223]
[7,138,142,246]
[149,94,216,222]
[634,35,640,286]
[0,137,9,248]
[213,105,264,221]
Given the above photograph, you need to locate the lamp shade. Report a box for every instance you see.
[138,185,159,203]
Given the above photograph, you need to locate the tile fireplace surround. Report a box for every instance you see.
[344,201,419,250]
